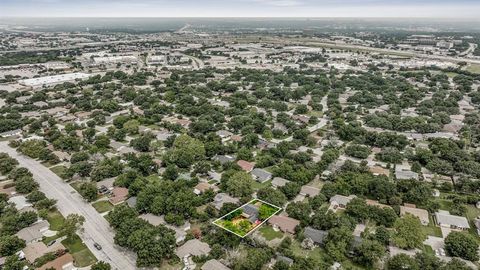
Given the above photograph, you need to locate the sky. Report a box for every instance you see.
[0,0,479,18]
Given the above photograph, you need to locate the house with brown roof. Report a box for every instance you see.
[109,187,128,205]
[268,215,300,234]
[176,239,211,258]
[38,253,74,270]
[22,242,66,264]
[300,185,320,197]
[194,182,218,195]
[237,160,254,172]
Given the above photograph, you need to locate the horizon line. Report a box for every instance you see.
[1,16,479,20]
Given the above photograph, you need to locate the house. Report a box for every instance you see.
[300,185,320,197]
[126,196,137,208]
[395,169,419,180]
[303,226,328,245]
[251,168,272,183]
[15,220,50,243]
[435,211,470,230]
[276,255,294,266]
[242,204,259,223]
[0,129,22,138]
[201,259,231,270]
[194,182,218,195]
[140,213,190,243]
[96,177,116,191]
[213,155,235,164]
[52,151,71,162]
[22,242,66,264]
[38,253,74,270]
[366,199,392,209]
[109,187,129,205]
[176,239,211,258]
[329,195,356,211]
[8,195,32,211]
[216,130,234,142]
[213,193,239,210]
[207,171,222,182]
[369,166,390,176]
[268,215,300,234]
[257,139,277,150]
[400,205,429,225]
[474,218,480,235]
[271,177,290,189]
[237,160,254,172]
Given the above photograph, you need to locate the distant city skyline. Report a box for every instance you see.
[1,0,479,18]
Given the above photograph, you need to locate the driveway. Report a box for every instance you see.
[0,142,137,270]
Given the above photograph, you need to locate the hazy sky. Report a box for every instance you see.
[1,0,479,18]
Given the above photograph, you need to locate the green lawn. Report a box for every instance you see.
[252,180,272,190]
[62,235,97,267]
[422,216,442,237]
[50,165,68,179]
[259,226,284,241]
[47,210,65,231]
[92,200,114,213]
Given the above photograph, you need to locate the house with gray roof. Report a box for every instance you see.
[251,168,272,183]
[213,193,239,210]
[201,259,230,270]
[329,195,357,211]
[213,155,235,164]
[176,239,211,258]
[271,177,290,189]
[242,204,259,223]
[395,169,419,180]
[303,226,328,245]
[435,210,470,230]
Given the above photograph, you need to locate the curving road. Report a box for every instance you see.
[0,142,136,270]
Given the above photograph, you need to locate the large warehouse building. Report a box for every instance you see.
[18,72,93,88]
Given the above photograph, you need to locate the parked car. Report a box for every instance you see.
[94,242,102,250]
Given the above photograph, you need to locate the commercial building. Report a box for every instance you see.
[19,73,92,88]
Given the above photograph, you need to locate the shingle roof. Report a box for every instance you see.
[268,216,300,234]
[201,259,231,270]
[303,226,328,244]
[176,239,211,258]
[435,212,470,229]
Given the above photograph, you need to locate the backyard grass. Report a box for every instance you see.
[214,199,281,237]
[252,180,272,191]
[50,165,68,179]
[62,235,97,267]
[259,226,284,241]
[422,217,443,238]
[92,200,114,213]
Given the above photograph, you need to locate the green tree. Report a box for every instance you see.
[392,214,426,249]
[60,214,85,240]
[91,261,111,270]
[79,182,98,202]
[444,232,479,261]
[168,134,205,168]
[225,171,253,198]
[386,254,419,270]
[0,236,25,256]
[353,239,385,267]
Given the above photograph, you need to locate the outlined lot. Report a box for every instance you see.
[213,199,281,238]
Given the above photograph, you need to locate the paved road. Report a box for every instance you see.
[0,142,136,270]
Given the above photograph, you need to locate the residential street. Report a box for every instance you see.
[0,142,137,270]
